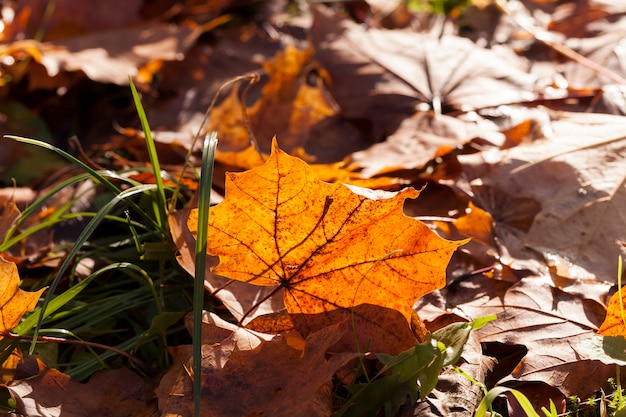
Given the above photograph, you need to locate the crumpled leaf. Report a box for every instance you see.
[155,311,278,417]
[346,111,503,178]
[188,140,466,349]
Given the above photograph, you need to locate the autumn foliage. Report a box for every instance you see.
[188,140,465,353]
[1,0,626,416]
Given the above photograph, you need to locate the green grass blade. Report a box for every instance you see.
[29,184,159,353]
[0,173,91,250]
[475,386,541,417]
[128,78,168,229]
[193,132,218,417]
[3,135,165,235]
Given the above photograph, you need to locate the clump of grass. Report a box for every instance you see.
[0,80,212,388]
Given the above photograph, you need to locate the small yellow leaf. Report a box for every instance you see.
[598,286,626,336]
[0,256,45,335]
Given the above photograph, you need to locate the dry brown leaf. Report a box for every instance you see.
[460,111,626,286]
[420,275,613,398]
[156,311,278,417]
[37,22,201,85]
[16,0,143,41]
[156,324,357,417]
[311,5,535,141]
[347,112,502,178]
[6,358,151,417]
[472,278,613,398]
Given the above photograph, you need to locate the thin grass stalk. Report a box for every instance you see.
[193,132,218,417]
[28,184,159,353]
[128,79,169,229]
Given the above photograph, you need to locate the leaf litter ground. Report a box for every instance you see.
[1,1,626,416]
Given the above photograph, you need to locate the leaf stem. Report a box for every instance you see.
[5,333,146,370]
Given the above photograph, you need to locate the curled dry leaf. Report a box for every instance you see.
[187,140,466,352]
[346,112,503,178]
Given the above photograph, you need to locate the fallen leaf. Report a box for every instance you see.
[214,143,408,191]
[311,6,535,140]
[346,112,502,178]
[156,311,278,417]
[0,257,46,381]
[144,25,282,139]
[16,0,143,41]
[188,140,466,350]
[38,21,201,85]
[198,324,357,417]
[248,45,338,154]
[597,284,626,336]
[0,200,20,242]
[0,257,45,335]
[206,45,366,161]
[460,111,626,285]
[6,358,152,417]
[0,349,22,384]
[422,274,614,398]
[157,323,357,417]
[436,201,496,248]
[184,310,276,349]
[169,207,280,325]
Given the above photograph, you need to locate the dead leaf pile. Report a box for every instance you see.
[1,0,626,416]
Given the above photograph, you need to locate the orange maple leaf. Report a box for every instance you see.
[188,141,466,337]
